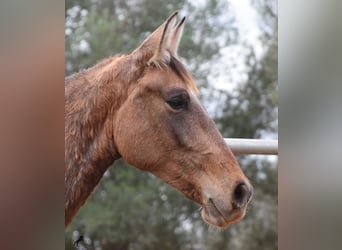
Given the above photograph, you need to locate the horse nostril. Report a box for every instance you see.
[232,182,253,209]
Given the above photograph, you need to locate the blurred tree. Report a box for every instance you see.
[65,0,236,87]
[214,0,278,249]
[217,0,277,138]
[65,0,278,249]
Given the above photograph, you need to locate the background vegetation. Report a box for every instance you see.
[65,0,278,249]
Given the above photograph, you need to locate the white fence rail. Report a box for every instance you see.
[225,138,278,155]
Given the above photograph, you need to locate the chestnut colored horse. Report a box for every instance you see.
[65,12,253,229]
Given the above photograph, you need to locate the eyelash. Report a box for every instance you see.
[166,95,188,110]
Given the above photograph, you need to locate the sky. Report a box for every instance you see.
[213,0,263,92]
[230,0,260,44]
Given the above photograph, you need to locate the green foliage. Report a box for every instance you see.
[217,0,278,139]
[65,0,236,82]
[212,1,278,248]
[65,0,278,249]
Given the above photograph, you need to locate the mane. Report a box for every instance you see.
[168,55,198,93]
[65,56,118,84]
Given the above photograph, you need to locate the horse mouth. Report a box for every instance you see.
[200,198,246,229]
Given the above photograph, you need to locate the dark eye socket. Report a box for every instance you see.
[166,89,189,110]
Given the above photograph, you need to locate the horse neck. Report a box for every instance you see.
[65,55,142,226]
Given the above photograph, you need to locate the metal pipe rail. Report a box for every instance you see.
[224,138,278,155]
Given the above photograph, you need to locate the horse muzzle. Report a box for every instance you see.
[200,181,253,229]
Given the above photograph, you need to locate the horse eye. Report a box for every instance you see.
[166,91,189,110]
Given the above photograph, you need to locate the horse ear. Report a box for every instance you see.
[167,16,186,57]
[134,11,185,65]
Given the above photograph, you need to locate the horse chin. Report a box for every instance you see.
[200,201,246,230]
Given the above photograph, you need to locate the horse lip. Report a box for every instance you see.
[201,198,245,229]
[208,198,231,223]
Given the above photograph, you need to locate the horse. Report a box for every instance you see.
[65,11,253,229]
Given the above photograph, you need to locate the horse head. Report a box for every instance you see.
[114,12,253,229]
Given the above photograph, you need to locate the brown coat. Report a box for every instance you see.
[65,12,252,228]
